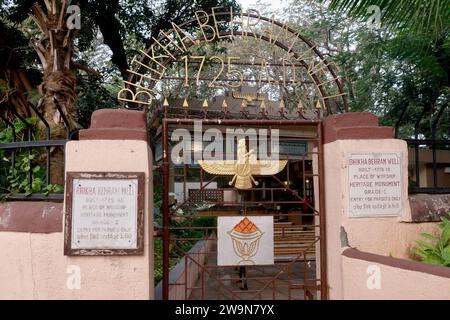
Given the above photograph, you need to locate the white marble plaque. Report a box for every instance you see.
[71,178,139,249]
[218,216,274,266]
[348,153,402,218]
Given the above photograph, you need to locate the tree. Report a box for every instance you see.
[28,1,79,133]
[1,0,239,188]
[325,0,450,38]
[2,0,240,122]
[323,0,450,138]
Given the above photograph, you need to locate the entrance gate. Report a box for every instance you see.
[161,118,327,300]
[115,7,348,300]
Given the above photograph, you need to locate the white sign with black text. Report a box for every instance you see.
[347,153,402,218]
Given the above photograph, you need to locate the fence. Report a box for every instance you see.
[0,102,76,201]
[2,101,449,198]
[405,139,450,194]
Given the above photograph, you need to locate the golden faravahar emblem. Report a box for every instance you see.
[198,139,287,189]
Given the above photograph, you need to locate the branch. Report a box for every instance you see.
[28,14,46,35]
[30,42,48,69]
[70,62,101,76]
[43,0,52,12]
[31,4,50,35]
[58,0,68,30]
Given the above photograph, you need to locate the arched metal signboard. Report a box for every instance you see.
[118,8,347,117]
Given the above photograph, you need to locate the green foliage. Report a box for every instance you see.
[0,117,63,196]
[281,0,450,139]
[154,237,186,284]
[325,0,450,39]
[171,213,216,253]
[5,153,63,196]
[414,215,450,267]
[75,74,120,128]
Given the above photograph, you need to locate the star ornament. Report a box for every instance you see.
[198,139,287,189]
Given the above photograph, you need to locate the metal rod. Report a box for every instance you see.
[0,140,68,149]
[165,119,321,126]
[9,106,33,185]
[318,121,328,299]
[404,139,449,145]
[431,103,448,187]
[173,59,308,68]
[28,102,52,185]
[162,118,170,300]
[53,98,71,139]
[413,106,428,188]
[0,114,17,176]
[162,76,312,84]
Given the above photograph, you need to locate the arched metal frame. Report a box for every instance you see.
[125,10,348,114]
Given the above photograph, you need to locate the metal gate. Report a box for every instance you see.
[161,118,327,300]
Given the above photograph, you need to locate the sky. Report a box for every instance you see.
[238,0,288,11]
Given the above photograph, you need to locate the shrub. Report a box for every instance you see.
[414,215,450,267]
[0,117,63,196]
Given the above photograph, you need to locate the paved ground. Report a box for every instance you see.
[188,243,319,300]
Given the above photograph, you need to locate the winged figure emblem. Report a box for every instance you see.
[198,138,287,189]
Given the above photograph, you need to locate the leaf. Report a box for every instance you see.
[414,248,428,259]
[423,253,444,266]
[419,232,439,241]
[442,227,450,246]
[52,185,64,193]
[415,239,438,253]
[442,246,450,263]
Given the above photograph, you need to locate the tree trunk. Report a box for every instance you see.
[30,0,79,185]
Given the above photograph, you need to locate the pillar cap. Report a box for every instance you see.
[323,112,394,144]
[79,109,148,142]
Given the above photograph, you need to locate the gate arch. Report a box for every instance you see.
[118,8,347,116]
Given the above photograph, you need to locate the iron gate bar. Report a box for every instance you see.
[318,121,328,300]
[8,105,33,185]
[169,157,321,213]
[27,102,52,184]
[272,175,319,213]
[431,103,448,187]
[171,241,240,300]
[0,140,68,149]
[160,76,312,84]
[247,237,320,300]
[161,118,328,300]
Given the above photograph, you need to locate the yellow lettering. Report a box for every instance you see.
[152,32,184,59]
[211,7,229,39]
[131,55,166,80]
[259,59,271,86]
[170,22,197,51]
[282,59,297,86]
[243,9,260,39]
[195,10,216,42]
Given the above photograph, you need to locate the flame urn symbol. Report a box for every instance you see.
[228,217,264,265]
